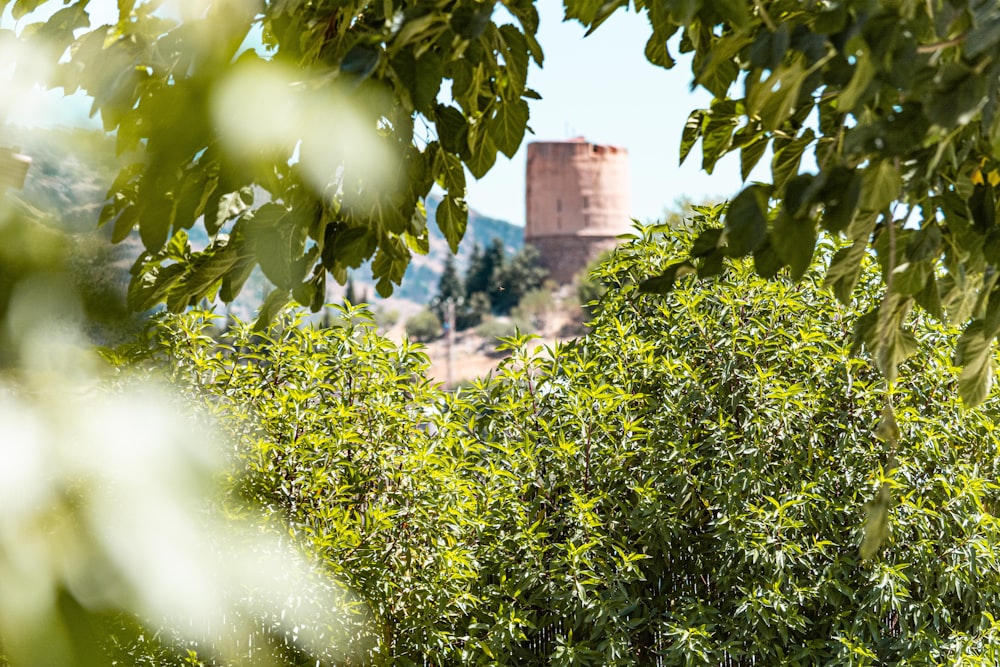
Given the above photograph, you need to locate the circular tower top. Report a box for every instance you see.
[524,138,632,240]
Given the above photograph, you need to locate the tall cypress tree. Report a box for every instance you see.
[465,239,505,302]
[431,256,464,327]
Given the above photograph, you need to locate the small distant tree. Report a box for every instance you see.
[511,287,554,331]
[465,239,506,306]
[465,292,491,329]
[492,246,548,315]
[404,308,442,342]
[430,256,464,326]
[373,307,399,331]
[344,279,362,306]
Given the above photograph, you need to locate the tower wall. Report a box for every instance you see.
[524,139,631,283]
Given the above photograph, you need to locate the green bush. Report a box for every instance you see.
[575,250,613,320]
[111,229,1000,665]
[404,307,442,341]
[511,287,555,331]
[373,306,399,330]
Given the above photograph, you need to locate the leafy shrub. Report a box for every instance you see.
[474,316,533,349]
[113,229,1000,665]
[511,287,555,331]
[404,307,442,341]
[575,250,613,320]
[373,306,399,330]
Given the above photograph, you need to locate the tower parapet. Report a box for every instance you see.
[524,138,631,284]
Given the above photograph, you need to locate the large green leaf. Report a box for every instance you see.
[638,261,696,293]
[770,212,816,281]
[488,99,529,159]
[723,185,768,257]
[955,320,996,406]
[247,203,309,291]
[435,193,468,254]
[824,239,867,305]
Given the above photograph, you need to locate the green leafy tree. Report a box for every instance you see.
[555,0,1000,405]
[107,232,1000,665]
[343,278,361,307]
[430,255,464,326]
[2,0,541,316]
[17,0,1000,407]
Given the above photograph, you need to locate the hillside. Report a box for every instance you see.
[3,126,524,318]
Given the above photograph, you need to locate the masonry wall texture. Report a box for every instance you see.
[524,138,632,284]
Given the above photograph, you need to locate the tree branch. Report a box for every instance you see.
[916,33,966,53]
[754,0,777,32]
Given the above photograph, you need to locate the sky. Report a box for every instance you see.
[2,1,761,227]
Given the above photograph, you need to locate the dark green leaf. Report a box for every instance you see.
[247,203,309,290]
[723,185,768,257]
[861,161,901,212]
[436,194,468,253]
[740,135,769,182]
[771,129,815,194]
[644,32,676,69]
[914,272,943,319]
[824,239,867,304]
[753,239,783,279]
[434,104,470,156]
[499,25,530,94]
[926,63,987,128]
[860,483,892,560]
[701,112,737,174]
[111,206,138,244]
[690,228,722,257]
[891,260,931,297]
[638,261,696,293]
[489,99,529,159]
[748,60,807,132]
[819,167,862,234]
[679,109,705,166]
[254,287,291,329]
[322,224,377,270]
[451,4,493,39]
[955,320,995,406]
[341,43,381,80]
[749,23,790,70]
[875,405,900,443]
[771,212,816,281]
[138,204,171,252]
[465,127,497,179]
[667,0,700,25]
[705,0,749,28]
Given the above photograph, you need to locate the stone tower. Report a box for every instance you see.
[524,138,631,284]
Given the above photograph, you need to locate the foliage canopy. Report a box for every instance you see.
[2,0,542,315]
[98,228,1000,665]
[601,0,1000,405]
[11,0,1000,402]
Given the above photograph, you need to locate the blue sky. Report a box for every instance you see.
[2,1,760,226]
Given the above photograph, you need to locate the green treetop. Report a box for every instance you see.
[610,0,1000,406]
[2,0,541,316]
[11,0,1000,402]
